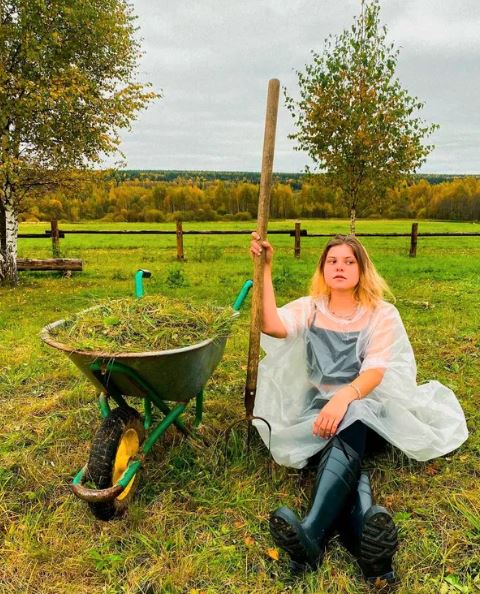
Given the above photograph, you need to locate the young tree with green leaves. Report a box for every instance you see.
[286,0,438,234]
[0,0,158,284]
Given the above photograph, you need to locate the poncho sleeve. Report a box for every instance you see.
[276,296,312,340]
[347,300,468,461]
[359,302,417,382]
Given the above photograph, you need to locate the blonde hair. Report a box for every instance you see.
[309,235,394,308]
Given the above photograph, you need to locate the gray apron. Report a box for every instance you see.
[305,307,361,409]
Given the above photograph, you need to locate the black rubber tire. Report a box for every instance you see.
[86,407,145,521]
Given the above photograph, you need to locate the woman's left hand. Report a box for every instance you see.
[313,388,356,439]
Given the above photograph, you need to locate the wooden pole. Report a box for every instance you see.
[176,220,184,260]
[244,79,280,418]
[294,221,301,258]
[409,222,418,257]
[51,220,60,257]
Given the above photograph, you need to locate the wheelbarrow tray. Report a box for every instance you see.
[41,319,229,402]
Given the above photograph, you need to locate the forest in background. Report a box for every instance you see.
[20,171,480,223]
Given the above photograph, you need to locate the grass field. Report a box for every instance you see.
[1,219,479,593]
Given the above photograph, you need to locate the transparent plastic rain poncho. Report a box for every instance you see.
[253,296,468,469]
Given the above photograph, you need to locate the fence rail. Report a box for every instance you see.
[19,229,306,236]
[18,221,480,261]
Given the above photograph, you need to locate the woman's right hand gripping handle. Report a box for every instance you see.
[250,232,287,338]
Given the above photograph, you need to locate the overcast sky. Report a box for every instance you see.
[107,0,480,174]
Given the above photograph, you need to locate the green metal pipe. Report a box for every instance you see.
[117,460,142,488]
[72,460,141,494]
[92,359,189,435]
[73,465,87,485]
[142,403,187,455]
[150,397,188,435]
[98,393,111,419]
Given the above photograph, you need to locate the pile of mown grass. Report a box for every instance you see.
[49,296,235,353]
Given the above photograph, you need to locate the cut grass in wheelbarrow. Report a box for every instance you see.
[49,295,235,353]
[41,284,251,520]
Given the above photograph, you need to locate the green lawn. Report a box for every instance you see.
[1,219,479,593]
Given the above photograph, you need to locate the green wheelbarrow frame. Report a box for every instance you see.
[41,280,253,506]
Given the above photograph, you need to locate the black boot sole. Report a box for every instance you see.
[269,508,321,570]
[359,506,398,582]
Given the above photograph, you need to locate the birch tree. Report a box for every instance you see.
[286,0,438,234]
[0,0,157,285]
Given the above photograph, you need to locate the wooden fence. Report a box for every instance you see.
[18,220,480,261]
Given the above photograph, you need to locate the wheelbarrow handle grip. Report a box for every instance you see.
[71,460,141,503]
[135,269,152,299]
[232,280,253,311]
[72,480,124,503]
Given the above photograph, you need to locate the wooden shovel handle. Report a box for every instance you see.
[245,78,280,417]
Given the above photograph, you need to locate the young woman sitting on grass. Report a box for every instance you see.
[250,233,468,583]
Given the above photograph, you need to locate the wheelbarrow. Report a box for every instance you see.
[40,280,253,520]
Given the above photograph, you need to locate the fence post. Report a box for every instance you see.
[51,220,60,257]
[409,222,418,257]
[294,221,301,258]
[176,220,184,260]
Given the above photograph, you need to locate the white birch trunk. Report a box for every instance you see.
[349,207,356,235]
[0,185,19,285]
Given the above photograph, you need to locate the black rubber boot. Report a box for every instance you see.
[269,436,361,571]
[337,472,398,583]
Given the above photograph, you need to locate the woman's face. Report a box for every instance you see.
[322,244,360,292]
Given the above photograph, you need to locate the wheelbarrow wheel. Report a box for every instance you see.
[86,407,145,521]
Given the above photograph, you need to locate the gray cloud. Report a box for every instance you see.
[105,0,480,173]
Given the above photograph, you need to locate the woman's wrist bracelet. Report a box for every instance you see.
[349,383,362,400]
